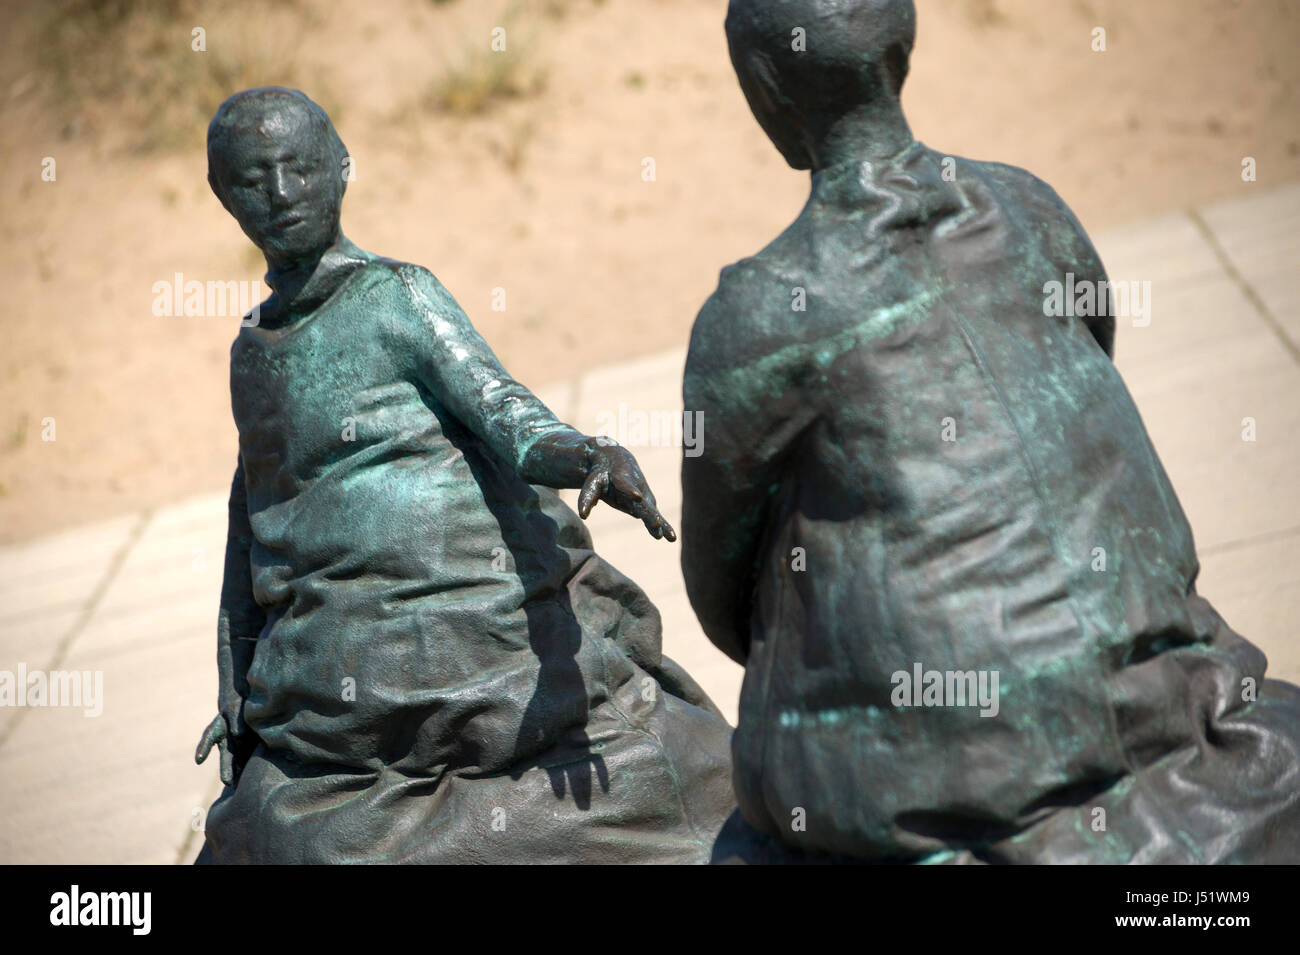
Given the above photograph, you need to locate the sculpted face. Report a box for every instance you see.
[209,94,344,268]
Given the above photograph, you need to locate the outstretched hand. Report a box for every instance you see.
[577,440,676,542]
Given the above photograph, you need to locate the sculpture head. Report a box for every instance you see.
[207,88,349,269]
[725,0,916,169]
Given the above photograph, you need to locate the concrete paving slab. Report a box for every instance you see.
[0,562,117,626]
[1197,183,1300,351]
[1108,267,1270,367]
[0,606,84,667]
[1119,334,1300,551]
[0,513,138,583]
[0,634,215,864]
[1197,529,1300,686]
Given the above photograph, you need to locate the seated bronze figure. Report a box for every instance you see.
[193,87,742,864]
[683,0,1300,863]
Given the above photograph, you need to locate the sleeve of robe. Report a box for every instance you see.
[1047,204,1115,358]
[680,260,819,665]
[394,264,590,488]
[216,456,265,743]
[1010,167,1116,358]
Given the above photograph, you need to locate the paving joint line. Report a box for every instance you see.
[1198,523,1300,559]
[0,509,153,750]
[1187,207,1300,366]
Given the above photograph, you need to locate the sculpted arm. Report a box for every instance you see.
[396,265,675,539]
[681,267,814,663]
[195,456,264,786]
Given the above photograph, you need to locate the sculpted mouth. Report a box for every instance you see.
[273,213,305,229]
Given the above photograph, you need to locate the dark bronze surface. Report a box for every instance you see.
[193,87,743,863]
[683,0,1300,863]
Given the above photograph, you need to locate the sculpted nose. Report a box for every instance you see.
[268,165,293,208]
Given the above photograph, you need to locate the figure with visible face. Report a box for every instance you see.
[682,0,1300,862]
[206,91,347,272]
[193,88,745,864]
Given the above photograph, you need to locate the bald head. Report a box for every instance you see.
[725,0,916,169]
[207,88,349,268]
[207,88,347,208]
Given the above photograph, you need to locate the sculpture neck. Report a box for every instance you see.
[264,233,366,320]
[808,100,914,172]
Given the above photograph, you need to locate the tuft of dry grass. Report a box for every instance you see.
[422,1,547,117]
[959,0,1007,27]
[425,55,546,116]
[38,0,343,153]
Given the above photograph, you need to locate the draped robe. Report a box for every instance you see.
[200,238,739,863]
[682,143,1300,863]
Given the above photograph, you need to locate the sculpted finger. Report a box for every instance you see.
[219,743,235,787]
[195,717,223,765]
[609,466,646,505]
[578,469,607,519]
[639,501,675,542]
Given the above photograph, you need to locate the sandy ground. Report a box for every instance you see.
[0,0,1297,543]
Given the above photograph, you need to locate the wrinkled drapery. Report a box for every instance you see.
[683,143,1300,863]
[200,240,740,863]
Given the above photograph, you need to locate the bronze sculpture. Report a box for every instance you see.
[193,87,743,863]
[684,0,1300,863]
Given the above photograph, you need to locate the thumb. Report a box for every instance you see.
[195,716,224,765]
[578,468,607,519]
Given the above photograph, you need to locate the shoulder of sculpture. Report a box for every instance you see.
[708,255,798,321]
[962,159,1100,265]
[971,160,1091,232]
[968,159,1062,204]
[357,257,430,292]
[691,257,790,349]
[352,258,463,314]
[687,255,803,387]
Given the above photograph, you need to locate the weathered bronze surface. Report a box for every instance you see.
[193,87,742,863]
[684,0,1300,863]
